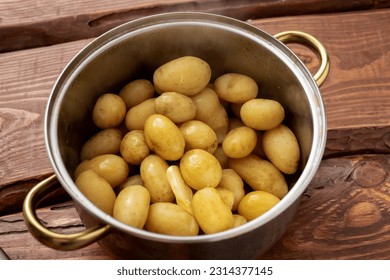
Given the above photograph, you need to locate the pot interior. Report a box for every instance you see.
[47,13,324,234]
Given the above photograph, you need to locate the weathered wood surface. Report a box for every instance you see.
[0,0,389,259]
[1,154,388,260]
[1,0,390,52]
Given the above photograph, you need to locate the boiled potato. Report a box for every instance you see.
[154,91,197,123]
[145,202,199,236]
[179,120,218,153]
[232,214,247,228]
[192,88,228,142]
[75,170,116,215]
[92,93,126,129]
[140,154,174,203]
[240,98,285,130]
[117,174,143,193]
[125,98,156,131]
[216,188,235,210]
[87,154,129,187]
[120,130,150,165]
[262,124,300,174]
[180,149,222,190]
[119,79,155,109]
[153,56,211,96]
[80,128,123,161]
[74,159,91,180]
[228,154,288,199]
[192,187,234,234]
[166,165,194,215]
[216,169,245,211]
[214,73,258,103]
[238,191,280,221]
[222,126,257,158]
[113,185,150,228]
[144,114,185,161]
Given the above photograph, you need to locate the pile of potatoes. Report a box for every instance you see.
[73,56,300,236]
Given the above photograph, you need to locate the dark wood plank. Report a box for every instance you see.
[1,0,390,52]
[1,154,388,260]
[261,154,390,260]
[1,9,390,215]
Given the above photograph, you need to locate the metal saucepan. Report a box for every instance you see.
[23,12,329,259]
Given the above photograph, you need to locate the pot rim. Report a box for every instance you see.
[45,11,327,244]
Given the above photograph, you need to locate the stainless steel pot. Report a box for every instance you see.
[23,12,329,259]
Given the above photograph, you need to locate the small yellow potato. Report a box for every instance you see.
[144,114,185,161]
[216,169,245,211]
[80,128,123,161]
[119,79,155,109]
[262,124,300,174]
[192,88,220,120]
[238,191,280,221]
[179,120,218,153]
[125,98,156,131]
[74,159,91,179]
[222,126,257,158]
[154,91,197,123]
[228,154,288,199]
[75,170,116,215]
[232,214,247,228]
[88,154,129,187]
[240,99,285,130]
[145,202,199,236]
[117,174,143,193]
[113,185,150,228]
[166,165,194,215]
[140,154,174,203]
[216,188,235,210]
[92,93,126,129]
[180,149,222,190]
[213,145,229,168]
[120,130,150,165]
[214,73,258,103]
[153,56,211,96]
[192,88,229,142]
[192,187,234,234]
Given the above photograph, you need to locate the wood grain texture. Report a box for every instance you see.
[261,154,390,260]
[1,0,390,52]
[1,154,388,260]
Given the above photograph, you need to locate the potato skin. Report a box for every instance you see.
[87,154,129,187]
[92,93,126,129]
[120,130,150,165]
[113,185,150,228]
[153,56,211,96]
[75,170,116,215]
[240,98,285,130]
[238,191,280,221]
[179,120,218,153]
[140,154,174,203]
[262,124,300,174]
[145,202,199,236]
[119,79,155,109]
[125,98,156,131]
[80,128,123,161]
[154,91,196,123]
[214,73,258,103]
[144,114,185,161]
[192,187,234,234]
[228,154,288,199]
[222,126,257,158]
[180,149,222,190]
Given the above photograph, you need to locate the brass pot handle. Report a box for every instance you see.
[23,174,111,251]
[274,31,330,87]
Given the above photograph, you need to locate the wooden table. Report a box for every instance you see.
[1,0,389,260]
